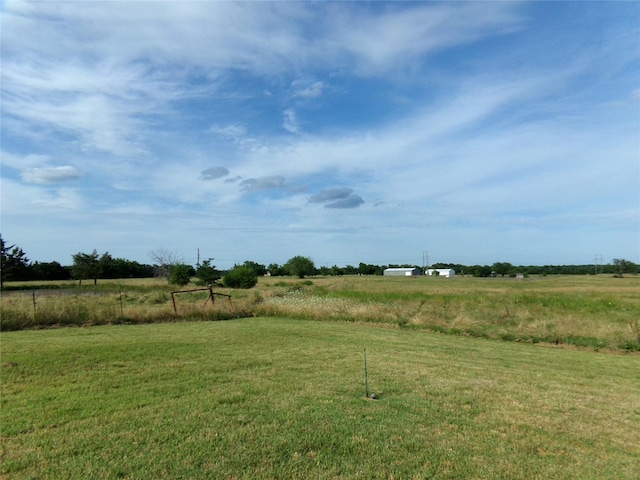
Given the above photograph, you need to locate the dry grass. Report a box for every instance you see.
[2,274,639,351]
[254,275,640,351]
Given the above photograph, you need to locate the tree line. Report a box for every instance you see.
[1,234,637,288]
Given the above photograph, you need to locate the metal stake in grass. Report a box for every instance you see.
[363,349,369,398]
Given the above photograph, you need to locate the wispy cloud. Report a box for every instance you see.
[282,109,300,133]
[200,167,230,181]
[309,187,365,209]
[292,80,324,99]
[309,188,355,203]
[21,166,81,184]
[240,176,287,192]
[329,3,523,74]
[1,1,637,267]
[209,124,247,140]
[325,195,364,209]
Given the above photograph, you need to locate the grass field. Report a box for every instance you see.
[1,318,639,479]
[3,274,638,351]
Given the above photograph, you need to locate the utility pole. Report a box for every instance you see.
[423,250,429,273]
[594,254,603,275]
[197,248,200,269]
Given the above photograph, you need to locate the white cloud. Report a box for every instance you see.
[1,177,84,214]
[282,109,300,133]
[0,152,51,170]
[30,188,83,210]
[209,124,248,140]
[292,80,324,99]
[1,2,523,77]
[21,166,81,184]
[329,3,522,73]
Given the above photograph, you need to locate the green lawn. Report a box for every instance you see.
[2,318,639,479]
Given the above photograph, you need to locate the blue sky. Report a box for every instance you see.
[1,1,638,269]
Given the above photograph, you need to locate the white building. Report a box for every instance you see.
[426,268,455,278]
[383,267,422,277]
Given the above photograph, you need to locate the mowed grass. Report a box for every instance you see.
[2,318,639,479]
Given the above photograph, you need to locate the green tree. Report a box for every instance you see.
[267,263,285,276]
[195,259,221,285]
[99,252,116,279]
[0,235,30,287]
[284,256,316,279]
[31,261,71,281]
[612,258,637,277]
[242,260,267,277]
[71,250,101,285]
[223,264,258,289]
[168,263,194,286]
[492,262,513,277]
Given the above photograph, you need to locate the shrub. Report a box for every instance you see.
[169,263,193,286]
[284,256,316,279]
[223,265,258,289]
[195,259,220,286]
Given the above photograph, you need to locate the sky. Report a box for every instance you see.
[1,1,639,270]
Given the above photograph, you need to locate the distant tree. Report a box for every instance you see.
[267,263,286,276]
[108,258,154,278]
[168,263,194,286]
[242,260,267,277]
[195,259,221,285]
[0,235,31,287]
[223,264,258,289]
[284,256,316,279]
[99,252,116,279]
[71,250,101,285]
[342,264,358,275]
[470,265,492,277]
[612,258,637,277]
[492,262,513,277]
[358,262,381,275]
[317,265,331,276]
[149,248,182,278]
[30,261,71,281]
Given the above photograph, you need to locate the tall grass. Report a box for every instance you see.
[255,276,640,351]
[0,287,241,330]
[2,275,639,350]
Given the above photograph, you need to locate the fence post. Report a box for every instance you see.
[171,292,177,315]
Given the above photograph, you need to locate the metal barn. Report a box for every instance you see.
[383,267,422,277]
[425,268,456,278]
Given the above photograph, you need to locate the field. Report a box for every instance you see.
[2,275,640,477]
[2,317,639,479]
[2,275,639,351]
